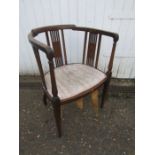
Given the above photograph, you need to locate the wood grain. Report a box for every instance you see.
[50,31,63,67]
[76,98,83,110]
[91,89,99,115]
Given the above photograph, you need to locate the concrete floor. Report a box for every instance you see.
[19,78,135,155]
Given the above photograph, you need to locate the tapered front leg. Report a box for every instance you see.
[52,97,62,137]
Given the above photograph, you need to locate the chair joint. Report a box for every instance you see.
[51,96,61,106]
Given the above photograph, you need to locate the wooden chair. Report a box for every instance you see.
[28,25,119,137]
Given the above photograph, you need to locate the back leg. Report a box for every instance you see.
[100,79,110,108]
[43,93,47,106]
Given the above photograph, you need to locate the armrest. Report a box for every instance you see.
[28,32,54,59]
[28,31,58,97]
[72,26,119,42]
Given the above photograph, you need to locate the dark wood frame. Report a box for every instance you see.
[28,24,119,137]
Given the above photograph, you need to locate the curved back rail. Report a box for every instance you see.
[28,25,119,98]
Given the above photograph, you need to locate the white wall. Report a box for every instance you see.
[19,0,135,78]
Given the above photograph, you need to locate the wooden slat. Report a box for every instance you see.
[86,33,98,66]
[95,34,102,68]
[61,30,67,65]
[45,31,50,46]
[82,32,88,64]
[50,31,63,67]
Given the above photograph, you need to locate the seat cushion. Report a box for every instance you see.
[45,64,107,102]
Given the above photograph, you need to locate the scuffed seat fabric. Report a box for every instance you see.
[45,64,107,102]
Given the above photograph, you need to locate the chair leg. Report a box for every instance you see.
[53,98,62,137]
[43,93,47,106]
[101,79,110,109]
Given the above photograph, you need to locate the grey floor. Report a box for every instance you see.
[19,83,135,155]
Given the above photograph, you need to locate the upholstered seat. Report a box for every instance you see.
[45,64,107,102]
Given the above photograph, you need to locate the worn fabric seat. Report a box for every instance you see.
[45,64,107,102]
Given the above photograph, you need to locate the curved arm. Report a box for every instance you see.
[31,24,76,36]
[28,32,54,59]
[72,26,119,42]
[28,31,58,98]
